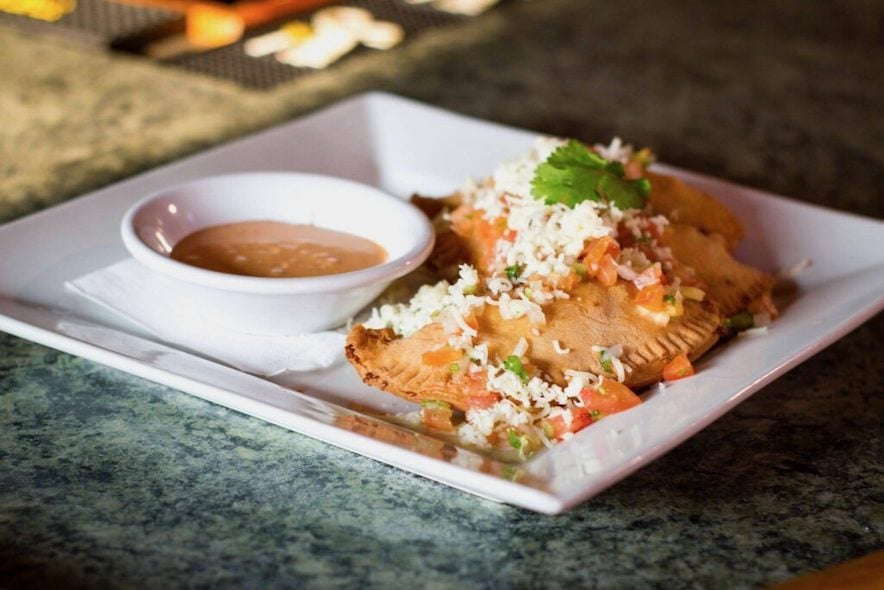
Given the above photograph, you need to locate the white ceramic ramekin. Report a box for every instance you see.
[120,172,434,335]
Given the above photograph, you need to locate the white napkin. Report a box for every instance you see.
[65,259,346,376]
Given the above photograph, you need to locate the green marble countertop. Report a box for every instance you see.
[1,0,882,587]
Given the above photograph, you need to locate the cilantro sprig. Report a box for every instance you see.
[531,139,651,210]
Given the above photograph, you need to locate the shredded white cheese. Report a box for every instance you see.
[552,339,570,355]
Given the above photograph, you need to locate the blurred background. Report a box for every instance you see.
[2,0,881,225]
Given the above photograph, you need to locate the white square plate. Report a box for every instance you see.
[2,93,882,514]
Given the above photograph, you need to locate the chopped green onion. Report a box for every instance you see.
[590,410,602,419]
[507,429,522,449]
[524,287,535,300]
[663,294,677,305]
[462,284,478,295]
[723,311,754,333]
[598,350,613,374]
[504,355,529,383]
[572,262,589,279]
[420,400,451,410]
[449,363,460,374]
[505,264,523,281]
[507,430,534,458]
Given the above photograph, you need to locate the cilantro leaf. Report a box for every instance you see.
[530,139,651,210]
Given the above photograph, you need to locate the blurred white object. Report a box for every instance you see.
[244,21,313,58]
[276,24,357,68]
[312,5,374,34]
[265,6,405,68]
[358,21,404,50]
[405,0,499,16]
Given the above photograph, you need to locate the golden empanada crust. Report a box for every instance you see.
[662,224,774,317]
[346,282,720,410]
[647,171,744,251]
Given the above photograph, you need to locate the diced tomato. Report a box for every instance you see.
[605,239,622,259]
[596,253,619,287]
[475,219,498,269]
[421,404,454,432]
[475,216,509,270]
[464,391,500,410]
[449,205,475,236]
[582,236,614,264]
[662,354,695,381]
[421,347,462,366]
[475,216,499,243]
[450,206,509,272]
[635,283,666,311]
[542,415,565,439]
[633,264,663,289]
[580,380,642,415]
[558,269,580,292]
[543,408,593,440]
[459,369,497,409]
[462,369,487,391]
[569,408,593,433]
[463,310,480,331]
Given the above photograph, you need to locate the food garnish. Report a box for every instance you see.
[662,354,695,381]
[503,355,529,383]
[531,139,651,210]
[345,136,776,458]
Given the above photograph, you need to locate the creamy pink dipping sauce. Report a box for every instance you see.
[170,220,387,278]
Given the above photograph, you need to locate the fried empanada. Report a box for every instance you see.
[411,193,463,219]
[662,224,774,317]
[647,171,744,251]
[348,139,775,447]
[346,281,720,411]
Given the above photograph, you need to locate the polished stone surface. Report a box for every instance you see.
[1,0,882,587]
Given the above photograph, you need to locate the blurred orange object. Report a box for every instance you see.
[769,550,884,589]
[186,0,332,49]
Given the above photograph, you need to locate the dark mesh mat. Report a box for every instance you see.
[171,0,463,89]
[1,0,480,89]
